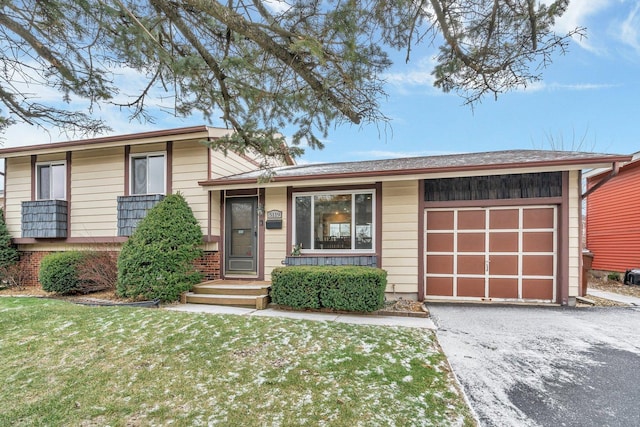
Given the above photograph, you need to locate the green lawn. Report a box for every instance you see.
[0,298,474,426]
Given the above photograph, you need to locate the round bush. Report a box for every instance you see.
[117,193,204,302]
[39,251,85,294]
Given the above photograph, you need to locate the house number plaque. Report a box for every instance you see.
[266,210,283,229]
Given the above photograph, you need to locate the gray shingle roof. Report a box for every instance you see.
[202,149,629,185]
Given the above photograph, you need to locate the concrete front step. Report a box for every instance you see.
[192,283,270,296]
[183,292,270,310]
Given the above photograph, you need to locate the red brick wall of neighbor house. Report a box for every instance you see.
[17,249,221,288]
[587,162,640,272]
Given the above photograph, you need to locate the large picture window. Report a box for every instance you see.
[36,162,66,200]
[293,191,374,252]
[131,153,165,195]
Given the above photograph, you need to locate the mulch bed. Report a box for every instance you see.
[4,278,639,311]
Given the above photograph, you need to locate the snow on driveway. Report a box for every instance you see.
[428,305,640,427]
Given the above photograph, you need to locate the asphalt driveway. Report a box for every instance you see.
[428,304,640,427]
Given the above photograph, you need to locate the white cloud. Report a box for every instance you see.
[383,57,439,94]
[618,2,640,53]
[263,0,290,14]
[553,0,614,52]
[517,81,618,94]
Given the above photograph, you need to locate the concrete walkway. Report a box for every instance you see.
[588,288,640,306]
[165,303,436,329]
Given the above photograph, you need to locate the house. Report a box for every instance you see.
[0,126,292,287]
[0,126,630,305]
[585,152,640,274]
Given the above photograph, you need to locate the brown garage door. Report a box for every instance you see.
[425,206,557,302]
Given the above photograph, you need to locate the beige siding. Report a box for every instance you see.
[209,191,221,237]
[210,150,259,178]
[381,181,419,295]
[172,141,209,231]
[5,157,31,238]
[37,153,66,162]
[263,187,288,280]
[130,143,166,154]
[70,148,123,237]
[568,170,581,297]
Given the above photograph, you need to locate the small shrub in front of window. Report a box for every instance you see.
[271,266,322,309]
[39,251,85,294]
[318,267,386,312]
[116,193,204,302]
[271,266,387,312]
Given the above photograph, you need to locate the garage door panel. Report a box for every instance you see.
[489,209,519,229]
[457,255,485,274]
[523,232,554,252]
[426,255,453,274]
[457,278,485,297]
[489,255,519,275]
[458,233,485,252]
[522,279,554,300]
[427,211,454,230]
[425,206,556,302]
[523,208,554,229]
[458,210,485,230]
[488,278,518,299]
[426,233,454,252]
[523,255,554,276]
[426,277,453,296]
[489,232,518,252]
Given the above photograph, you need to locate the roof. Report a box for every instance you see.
[583,149,640,180]
[200,149,631,187]
[0,125,296,166]
[0,126,221,157]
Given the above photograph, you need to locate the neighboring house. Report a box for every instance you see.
[585,152,640,273]
[0,126,629,305]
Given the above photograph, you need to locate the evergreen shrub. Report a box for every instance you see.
[117,193,203,302]
[39,251,85,294]
[271,266,387,312]
[0,208,18,268]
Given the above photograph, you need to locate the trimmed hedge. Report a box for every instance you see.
[39,251,85,294]
[271,266,387,312]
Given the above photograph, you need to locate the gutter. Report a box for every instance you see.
[582,162,621,199]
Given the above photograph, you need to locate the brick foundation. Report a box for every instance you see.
[16,251,52,288]
[194,251,221,281]
[17,249,220,288]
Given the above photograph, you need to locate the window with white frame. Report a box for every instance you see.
[130,153,165,195]
[293,190,374,251]
[36,161,66,200]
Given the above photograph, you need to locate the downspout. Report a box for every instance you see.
[582,162,621,200]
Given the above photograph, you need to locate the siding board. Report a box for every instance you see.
[587,162,640,271]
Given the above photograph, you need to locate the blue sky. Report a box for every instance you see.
[3,0,640,164]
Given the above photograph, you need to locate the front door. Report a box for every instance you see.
[225,197,258,275]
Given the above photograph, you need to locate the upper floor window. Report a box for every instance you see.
[293,190,374,252]
[36,161,66,200]
[131,153,165,195]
